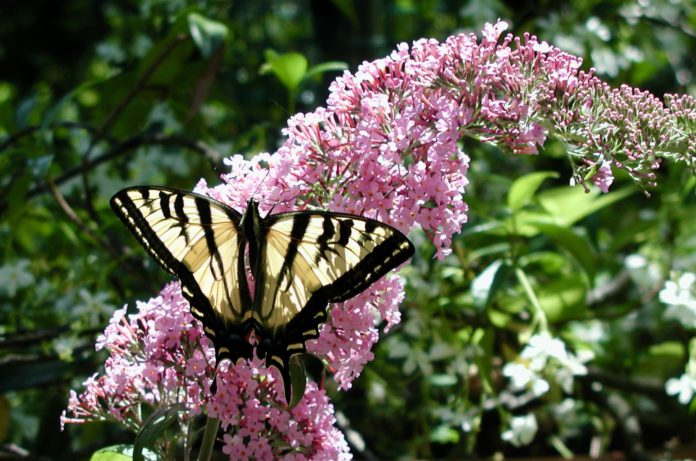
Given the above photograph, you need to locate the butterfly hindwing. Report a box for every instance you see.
[110,187,254,362]
[254,211,415,398]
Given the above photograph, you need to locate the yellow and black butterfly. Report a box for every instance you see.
[111,186,415,403]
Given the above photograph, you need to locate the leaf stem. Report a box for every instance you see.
[196,417,220,461]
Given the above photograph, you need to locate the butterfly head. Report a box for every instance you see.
[240,199,263,233]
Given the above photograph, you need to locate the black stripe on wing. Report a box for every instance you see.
[111,188,191,277]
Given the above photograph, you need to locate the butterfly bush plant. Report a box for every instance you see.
[64,21,696,460]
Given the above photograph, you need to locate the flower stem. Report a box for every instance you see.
[196,417,220,461]
[515,267,548,336]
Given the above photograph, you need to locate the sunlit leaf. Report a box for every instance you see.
[430,424,460,444]
[428,374,458,386]
[261,50,308,92]
[188,13,229,58]
[90,445,157,461]
[471,259,510,311]
[305,61,348,79]
[537,185,635,227]
[507,171,558,211]
[526,221,597,280]
[90,446,132,461]
[537,275,587,322]
[634,341,685,377]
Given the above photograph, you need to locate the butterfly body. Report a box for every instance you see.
[111,186,414,402]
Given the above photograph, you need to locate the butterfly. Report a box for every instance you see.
[110,186,415,403]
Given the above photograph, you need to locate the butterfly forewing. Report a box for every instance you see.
[110,187,251,332]
[254,212,414,368]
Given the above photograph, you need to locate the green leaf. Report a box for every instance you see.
[648,341,684,358]
[4,172,32,221]
[304,61,349,79]
[537,275,587,322]
[136,12,195,87]
[27,154,53,179]
[428,373,457,387]
[90,445,134,461]
[187,13,229,58]
[471,259,510,311]
[526,221,597,280]
[635,341,685,377]
[288,355,307,409]
[41,81,96,129]
[430,424,460,444]
[467,242,511,262]
[299,352,326,385]
[90,446,157,461]
[507,171,558,211]
[537,185,635,227]
[133,405,185,461]
[16,95,37,129]
[261,50,308,92]
[507,210,555,237]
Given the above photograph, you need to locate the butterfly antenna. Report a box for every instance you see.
[249,168,271,202]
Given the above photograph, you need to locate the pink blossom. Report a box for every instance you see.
[589,160,614,193]
[62,283,214,431]
[209,361,350,460]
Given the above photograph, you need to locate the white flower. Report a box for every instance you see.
[522,332,567,370]
[502,362,549,396]
[503,363,534,388]
[515,333,592,394]
[666,373,696,405]
[660,272,696,328]
[569,320,606,343]
[501,414,538,447]
[660,273,696,305]
[625,254,662,287]
[72,290,116,325]
[0,259,35,297]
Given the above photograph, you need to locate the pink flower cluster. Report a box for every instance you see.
[307,277,406,389]
[62,282,213,431]
[664,93,696,171]
[210,361,350,460]
[63,283,350,460]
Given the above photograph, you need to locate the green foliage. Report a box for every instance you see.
[261,50,347,113]
[133,406,187,461]
[287,355,308,409]
[2,0,696,460]
[90,445,158,461]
